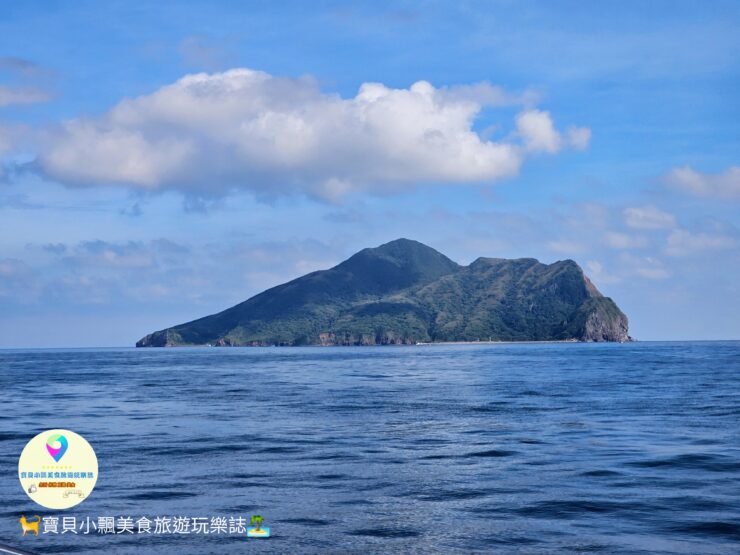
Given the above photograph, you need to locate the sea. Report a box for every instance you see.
[0,342,738,554]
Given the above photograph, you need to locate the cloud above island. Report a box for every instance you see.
[515,109,590,153]
[36,68,589,201]
[623,205,676,230]
[665,165,740,200]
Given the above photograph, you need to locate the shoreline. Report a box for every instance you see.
[138,338,636,348]
[415,339,587,346]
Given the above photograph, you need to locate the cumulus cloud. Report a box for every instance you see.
[566,126,592,150]
[633,265,670,280]
[604,231,647,249]
[631,256,671,281]
[665,229,737,257]
[623,205,676,229]
[516,109,561,153]
[585,260,612,283]
[37,68,589,200]
[586,254,670,285]
[665,165,740,200]
[515,109,591,153]
[546,238,587,254]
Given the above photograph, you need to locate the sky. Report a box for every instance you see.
[0,0,739,347]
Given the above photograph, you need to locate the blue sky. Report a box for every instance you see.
[1,1,738,346]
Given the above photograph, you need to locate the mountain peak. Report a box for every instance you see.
[362,238,450,260]
[337,238,459,285]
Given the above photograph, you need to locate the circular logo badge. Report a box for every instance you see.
[18,429,98,509]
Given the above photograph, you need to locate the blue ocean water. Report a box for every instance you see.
[0,342,739,554]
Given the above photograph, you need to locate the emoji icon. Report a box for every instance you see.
[20,515,41,536]
[46,434,69,463]
[247,515,270,538]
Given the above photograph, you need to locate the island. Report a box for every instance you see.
[136,238,630,347]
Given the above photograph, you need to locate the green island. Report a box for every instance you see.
[136,238,630,347]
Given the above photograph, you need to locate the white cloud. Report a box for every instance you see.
[515,109,591,153]
[37,68,589,200]
[566,126,591,150]
[546,239,587,254]
[634,266,670,280]
[516,109,562,153]
[623,205,676,229]
[0,85,50,107]
[586,254,669,284]
[665,165,740,200]
[620,253,671,281]
[665,229,737,257]
[604,231,647,249]
[585,259,620,284]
